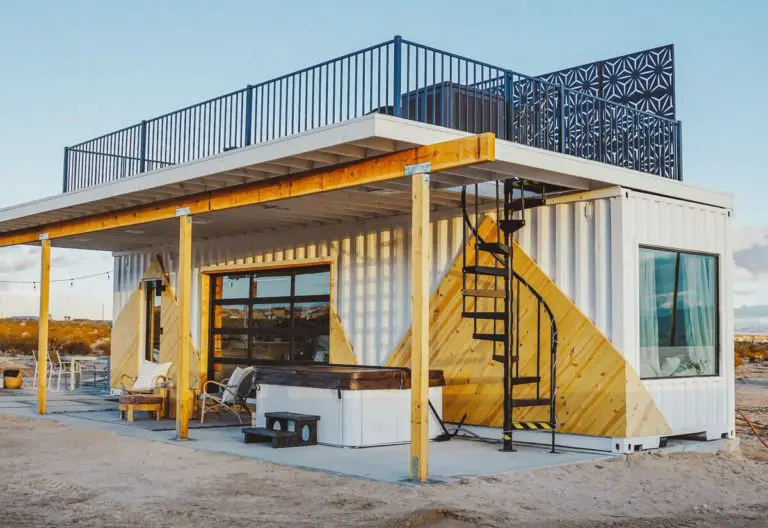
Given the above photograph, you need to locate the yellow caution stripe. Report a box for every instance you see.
[511,422,554,430]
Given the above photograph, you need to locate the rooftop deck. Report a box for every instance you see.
[62,36,682,193]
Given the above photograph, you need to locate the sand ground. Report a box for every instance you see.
[0,365,766,527]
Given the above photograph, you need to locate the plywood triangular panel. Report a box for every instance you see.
[387,215,670,438]
[109,290,141,388]
[330,306,357,365]
[109,255,201,420]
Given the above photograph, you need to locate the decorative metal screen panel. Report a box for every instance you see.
[538,45,675,120]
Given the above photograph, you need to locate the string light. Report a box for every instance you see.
[0,270,112,288]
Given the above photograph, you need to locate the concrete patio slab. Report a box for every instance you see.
[1,400,615,483]
[70,410,245,431]
[0,393,733,485]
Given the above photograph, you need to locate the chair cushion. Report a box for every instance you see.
[120,394,163,405]
[133,360,172,391]
[223,367,253,404]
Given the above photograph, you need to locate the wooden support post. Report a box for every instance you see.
[410,172,430,482]
[176,214,192,440]
[37,239,51,414]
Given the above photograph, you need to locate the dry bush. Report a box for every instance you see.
[0,318,111,356]
[735,343,768,365]
[735,348,745,367]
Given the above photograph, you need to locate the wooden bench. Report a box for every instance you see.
[242,412,320,448]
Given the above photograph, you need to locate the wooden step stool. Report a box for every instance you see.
[242,412,320,448]
[118,394,164,422]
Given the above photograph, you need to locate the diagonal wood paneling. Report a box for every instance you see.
[330,306,357,365]
[110,255,201,421]
[387,215,669,438]
[109,290,141,388]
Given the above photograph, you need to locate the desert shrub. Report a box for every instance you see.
[0,318,111,356]
[93,339,111,356]
[736,343,768,364]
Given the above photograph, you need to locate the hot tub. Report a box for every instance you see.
[246,365,445,447]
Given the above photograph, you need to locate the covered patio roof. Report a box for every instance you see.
[0,114,732,252]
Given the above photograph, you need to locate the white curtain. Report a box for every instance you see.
[680,254,716,374]
[639,250,661,377]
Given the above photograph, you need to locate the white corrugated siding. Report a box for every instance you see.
[113,199,617,366]
[615,190,734,438]
[112,187,735,439]
[114,213,464,366]
[517,196,614,340]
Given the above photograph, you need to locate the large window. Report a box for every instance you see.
[639,247,718,379]
[209,265,331,379]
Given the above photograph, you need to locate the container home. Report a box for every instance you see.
[0,36,733,480]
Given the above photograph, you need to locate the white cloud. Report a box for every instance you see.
[733,225,768,280]
[0,246,38,274]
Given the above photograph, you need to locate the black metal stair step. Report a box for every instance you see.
[492,354,519,363]
[463,265,506,277]
[505,196,546,213]
[477,241,510,255]
[508,376,541,386]
[510,398,551,408]
[510,421,555,430]
[462,311,506,321]
[499,219,526,234]
[463,289,506,299]
[474,332,506,342]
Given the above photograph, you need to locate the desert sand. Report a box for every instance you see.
[0,364,766,527]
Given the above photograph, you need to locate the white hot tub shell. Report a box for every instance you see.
[247,384,443,447]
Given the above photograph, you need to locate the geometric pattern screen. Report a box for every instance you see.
[538,45,675,120]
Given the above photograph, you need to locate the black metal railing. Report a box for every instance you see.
[62,36,682,192]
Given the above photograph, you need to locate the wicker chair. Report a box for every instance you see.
[117,360,172,421]
[200,367,257,424]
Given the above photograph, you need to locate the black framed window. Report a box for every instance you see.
[209,265,331,379]
[639,246,719,379]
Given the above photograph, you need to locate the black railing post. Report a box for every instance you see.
[62,147,70,193]
[139,120,147,173]
[558,85,566,153]
[676,120,683,181]
[244,85,254,146]
[504,73,512,141]
[393,35,402,117]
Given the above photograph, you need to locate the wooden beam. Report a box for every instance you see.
[410,171,430,482]
[175,215,192,440]
[0,134,495,247]
[36,239,51,414]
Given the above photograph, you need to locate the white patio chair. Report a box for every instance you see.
[200,366,257,424]
[47,350,79,391]
[31,349,51,389]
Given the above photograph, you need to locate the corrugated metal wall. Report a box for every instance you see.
[518,196,615,340]
[114,199,617,367]
[114,213,464,366]
[113,196,618,368]
[615,190,735,438]
[112,187,735,439]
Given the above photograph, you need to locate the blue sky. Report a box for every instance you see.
[0,0,765,320]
